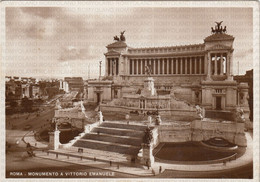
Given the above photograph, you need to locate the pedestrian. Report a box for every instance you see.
[110,161,112,166]
[146,160,150,170]
[159,166,162,173]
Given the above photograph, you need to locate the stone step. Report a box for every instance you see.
[82,133,143,147]
[92,127,145,138]
[73,139,141,155]
[101,121,147,131]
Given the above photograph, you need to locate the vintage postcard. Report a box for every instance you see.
[1,1,259,181]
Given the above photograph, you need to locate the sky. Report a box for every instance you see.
[5,6,253,79]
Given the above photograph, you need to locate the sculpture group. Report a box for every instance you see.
[211,21,227,34]
[114,31,126,41]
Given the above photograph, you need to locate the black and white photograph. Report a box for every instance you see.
[1,1,259,181]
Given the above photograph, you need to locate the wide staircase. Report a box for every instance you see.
[73,121,147,157]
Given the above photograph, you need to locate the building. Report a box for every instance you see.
[59,80,70,93]
[87,23,250,121]
[64,77,84,92]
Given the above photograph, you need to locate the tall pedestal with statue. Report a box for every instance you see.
[48,124,60,150]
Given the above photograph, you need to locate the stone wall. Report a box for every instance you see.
[158,120,247,147]
[159,122,192,143]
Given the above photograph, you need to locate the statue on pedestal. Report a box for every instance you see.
[155,114,162,125]
[235,108,245,123]
[143,126,153,144]
[98,110,103,123]
[55,99,62,110]
[195,105,205,120]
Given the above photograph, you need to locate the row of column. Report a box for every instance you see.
[210,53,228,76]
[129,57,205,75]
[107,58,119,76]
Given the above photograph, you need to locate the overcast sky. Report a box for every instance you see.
[5,7,253,79]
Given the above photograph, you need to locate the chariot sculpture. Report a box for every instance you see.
[114,31,126,41]
[211,21,227,34]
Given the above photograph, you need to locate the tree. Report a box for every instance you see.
[21,97,33,112]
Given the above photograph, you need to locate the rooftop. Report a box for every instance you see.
[204,33,234,42]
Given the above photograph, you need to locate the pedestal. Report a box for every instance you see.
[140,143,154,167]
[49,130,60,150]
[142,77,156,96]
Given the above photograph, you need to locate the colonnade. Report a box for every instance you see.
[107,58,119,76]
[209,53,227,76]
[129,57,205,75]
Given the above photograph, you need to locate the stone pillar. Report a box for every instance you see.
[230,51,234,78]
[166,58,169,74]
[49,126,60,150]
[227,53,231,80]
[109,59,112,76]
[162,59,165,75]
[152,59,155,75]
[199,57,202,74]
[206,52,211,80]
[220,54,223,75]
[176,58,178,74]
[145,59,147,74]
[185,57,187,74]
[141,59,144,75]
[105,58,108,76]
[214,54,217,75]
[158,59,160,74]
[137,59,140,75]
[141,143,154,167]
[171,58,174,74]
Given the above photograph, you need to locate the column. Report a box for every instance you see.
[110,59,113,76]
[162,59,165,75]
[230,52,233,76]
[153,59,156,75]
[133,59,136,75]
[185,57,187,74]
[136,59,139,75]
[207,53,211,78]
[105,58,108,76]
[214,54,217,75]
[195,57,197,74]
[144,59,147,75]
[166,58,169,75]
[220,54,223,75]
[199,57,202,74]
[158,59,160,75]
[140,59,143,75]
[227,52,231,80]
[176,58,178,74]
[172,58,174,74]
